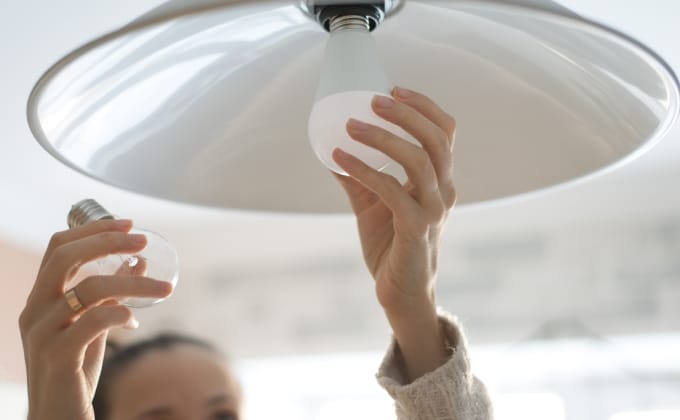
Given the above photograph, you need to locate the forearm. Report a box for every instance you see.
[383,298,449,383]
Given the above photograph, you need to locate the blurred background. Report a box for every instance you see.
[1,1,679,419]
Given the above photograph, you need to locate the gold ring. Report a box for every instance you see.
[64,289,84,313]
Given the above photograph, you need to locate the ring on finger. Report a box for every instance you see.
[64,288,84,313]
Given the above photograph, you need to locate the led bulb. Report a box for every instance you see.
[67,199,178,308]
[308,15,407,175]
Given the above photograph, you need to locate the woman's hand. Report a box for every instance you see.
[333,87,456,381]
[19,219,173,420]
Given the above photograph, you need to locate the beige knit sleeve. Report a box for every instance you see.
[376,310,494,420]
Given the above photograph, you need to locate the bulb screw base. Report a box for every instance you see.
[68,199,115,228]
[329,15,370,32]
[317,4,384,32]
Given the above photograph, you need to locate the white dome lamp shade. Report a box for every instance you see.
[27,0,680,213]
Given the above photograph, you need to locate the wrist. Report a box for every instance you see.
[377,277,437,314]
[384,300,440,340]
[27,382,94,420]
[28,406,94,420]
[380,287,437,319]
[382,292,441,345]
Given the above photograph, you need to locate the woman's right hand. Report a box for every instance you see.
[19,219,174,420]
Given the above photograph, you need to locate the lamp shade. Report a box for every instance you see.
[27,0,679,213]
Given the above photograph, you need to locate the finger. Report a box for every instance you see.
[346,118,442,210]
[38,231,148,296]
[372,94,453,178]
[57,306,138,361]
[39,219,133,273]
[26,299,134,361]
[332,172,380,214]
[41,276,173,330]
[41,219,131,269]
[35,275,169,334]
[374,92,457,209]
[333,148,421,222]
[392,87,457,147]
[72,275,172,312]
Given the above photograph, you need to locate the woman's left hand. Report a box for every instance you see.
[333,87,457,381]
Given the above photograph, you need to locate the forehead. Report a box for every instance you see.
[108,345,241,417]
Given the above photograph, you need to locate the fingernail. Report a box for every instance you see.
[347,118,368,133]
[114,219,133,228]
[156,281,174,295]
[124,317,139,330]
[333,148,349,161]
[393,86,413,100]
[373,95,394,109]
[130,234,147,245]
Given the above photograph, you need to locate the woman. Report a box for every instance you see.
[19,88,493,419]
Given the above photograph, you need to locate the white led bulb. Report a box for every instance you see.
[308,14,406,175]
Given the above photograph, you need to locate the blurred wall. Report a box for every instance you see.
[0,239,40,383]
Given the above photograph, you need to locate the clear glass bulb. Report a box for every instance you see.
[308,15,407,175]
[67,199,178,308]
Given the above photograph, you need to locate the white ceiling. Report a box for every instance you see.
[1,0,680,382]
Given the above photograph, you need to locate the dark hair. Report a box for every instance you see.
[93,333,217,419]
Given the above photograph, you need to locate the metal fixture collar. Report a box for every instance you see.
[301,1,403,31]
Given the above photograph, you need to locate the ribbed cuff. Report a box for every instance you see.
[376,309,493,420]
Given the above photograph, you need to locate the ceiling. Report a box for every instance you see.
[1,0,679,384]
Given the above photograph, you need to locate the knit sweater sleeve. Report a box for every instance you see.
[376,310,494,420]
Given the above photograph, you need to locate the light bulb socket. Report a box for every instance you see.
[317,4,384,32]
[68,199,115,228]
[329,14,371,32]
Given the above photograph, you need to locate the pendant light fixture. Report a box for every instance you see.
[27,0,679,213]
